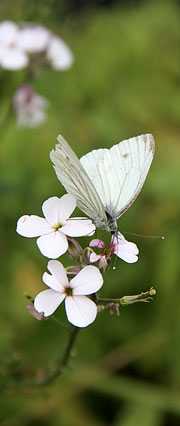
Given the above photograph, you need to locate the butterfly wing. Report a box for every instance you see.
[80,134,155,220]
[50,135,108,228]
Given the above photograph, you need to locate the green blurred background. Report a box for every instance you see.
[1,0,180,424]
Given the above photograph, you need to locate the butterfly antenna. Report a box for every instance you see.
[123,231,165,240]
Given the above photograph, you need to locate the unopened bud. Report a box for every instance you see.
[26,304,44,320]
[108,303,120,316]
[66,265,81,276]
[67,237,83,258]
[120,287,156,306]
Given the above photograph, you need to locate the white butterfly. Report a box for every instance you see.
[50,134,155,234]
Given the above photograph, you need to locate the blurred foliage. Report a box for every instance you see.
[0,0,180,425]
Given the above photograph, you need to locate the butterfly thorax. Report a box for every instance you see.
[105,212,118,235]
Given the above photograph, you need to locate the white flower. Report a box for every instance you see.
[46,35,74,70]
[16,194,96,258]
[18,24,50,53]
[34,260,103,327]
[0,21,28,70]
[13,85,49,127]
[89,232,139,264]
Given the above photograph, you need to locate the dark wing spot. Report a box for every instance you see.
[122,153,129,159]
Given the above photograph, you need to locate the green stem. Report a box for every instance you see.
[3,325,79,389]
[61,326,79,368]
[34,325,79,386]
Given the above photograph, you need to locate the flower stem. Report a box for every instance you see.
[36,325,79,386]
[61,326,79,367]
[3,325,79,389]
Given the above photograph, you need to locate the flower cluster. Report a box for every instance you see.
[89,233,139,273]
[17,194,139,327]
[0,21,73,71]
[0,21,74,127]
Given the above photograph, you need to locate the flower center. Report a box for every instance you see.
[53,222,62,230]
[65,287,73,297]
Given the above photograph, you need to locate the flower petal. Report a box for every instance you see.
[42,272,65,292]
[47,36,74,70]
[18,25,50,53]
[65,296,97,327]
[61,219,95,237]
[37,231,68,258]
[0,21,19,43]
[70,265,103,295]
[0,47,28,70]
[34,289,65,317]
[113,238,139,263]
[89,239,105,248]
[16,215,51,237]
[42,195,76,226]
[89,252,102,263]
[46,260,68,287]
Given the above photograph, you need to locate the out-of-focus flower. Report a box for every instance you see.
[16,194,95,259]
[18,25,50,53]
[0,20,74,72]
[46,36,74,70]
[89,232,139,265]
[13,85,49,127]
[0,21,29,70]
[34,260,103,327]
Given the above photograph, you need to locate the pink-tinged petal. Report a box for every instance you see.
[89,239,105,248]
[98,256,108,269]
[16,215,51,237]
[70,265,103,295]
[61,219,95,237]
[46,260,68,287]
[114,240,139,263]
[114,239,139,255]
[42,195,76,226]
[26,304,43,320]
[65,296,97,327]
[89,252,102,263]
[37,231,68,258]
[111,232,125,247]
[34,289,65,317]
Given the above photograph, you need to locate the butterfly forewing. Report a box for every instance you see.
[50,135,108,227]
[80,134,155,220]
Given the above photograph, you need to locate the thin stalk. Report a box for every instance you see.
[33,325,79,386]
